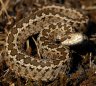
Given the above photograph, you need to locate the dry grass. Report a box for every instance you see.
[0,0,10,17]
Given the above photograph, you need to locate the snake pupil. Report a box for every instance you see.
[55,39,61,44]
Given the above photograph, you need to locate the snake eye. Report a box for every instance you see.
[55,39,61,44]
[54,35,61,44]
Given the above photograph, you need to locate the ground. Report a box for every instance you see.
[0,0,96,86]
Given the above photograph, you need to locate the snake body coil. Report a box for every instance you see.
[5,4,88,81]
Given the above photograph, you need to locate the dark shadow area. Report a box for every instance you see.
[23,33,39,56]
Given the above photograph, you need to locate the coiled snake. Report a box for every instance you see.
[5,4,88,81]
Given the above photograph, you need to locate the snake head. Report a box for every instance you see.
[61,33,87,46]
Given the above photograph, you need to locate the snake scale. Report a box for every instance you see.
[5,4,88,81]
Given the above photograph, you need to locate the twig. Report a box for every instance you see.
[89,53,92,68]
[32,37,41,58]
[0,0,9,17]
